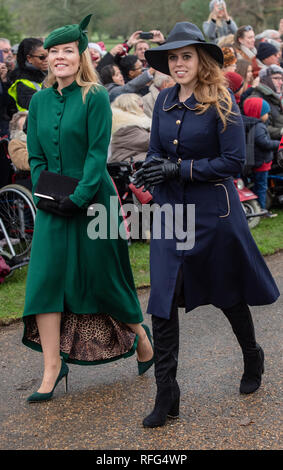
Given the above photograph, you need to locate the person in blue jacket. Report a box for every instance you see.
[134,22,280,428]
[242,97,280,215]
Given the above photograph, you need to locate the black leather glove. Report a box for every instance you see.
[134,156,180,188]
[37,197,81,217]
[277,149,283,168]
[36,198,62,216]
[58,196,82,217]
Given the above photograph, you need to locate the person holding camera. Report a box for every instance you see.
[134,31,165,67]
[99,62,155,102]
[203,0,237,44]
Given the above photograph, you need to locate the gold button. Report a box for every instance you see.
[176,120,181,125]
[173,139,178,145]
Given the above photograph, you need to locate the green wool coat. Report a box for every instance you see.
[23,81,143,324]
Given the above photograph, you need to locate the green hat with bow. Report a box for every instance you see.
[44,14,92,54]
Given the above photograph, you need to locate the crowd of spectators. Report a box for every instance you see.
[0,1,283,215]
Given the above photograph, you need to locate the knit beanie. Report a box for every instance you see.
[88,42,103,55]
[256,42,278,61]
[225,71,244,93]
[222,47,237,67]
[259,64,283,79]
[209,0,226,11]
[243,97,270,119]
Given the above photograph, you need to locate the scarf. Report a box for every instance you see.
[240,44,257,59]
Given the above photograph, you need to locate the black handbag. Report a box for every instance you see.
[34,171,79,202]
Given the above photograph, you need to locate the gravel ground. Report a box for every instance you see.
[0,252,282,451]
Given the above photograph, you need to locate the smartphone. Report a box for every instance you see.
[139,32,154,40]
[0,50,4,63]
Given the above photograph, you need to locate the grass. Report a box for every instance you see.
[0,265,28,324]
[0,209,282,324]
[250,208,283,255]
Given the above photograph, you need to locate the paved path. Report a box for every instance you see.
[0,252,282,450]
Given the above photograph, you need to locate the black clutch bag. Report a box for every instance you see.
[34,171,79,202]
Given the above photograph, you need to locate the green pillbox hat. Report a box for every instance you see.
[44,14,92,54]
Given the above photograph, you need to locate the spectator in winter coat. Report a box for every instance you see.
[234,25,257,63]
[243,97,280,215]
[88,42,105,69]
[253,42,280,78]
[109,93,151,163]
[222,46,237,72]
[247,65,283,140]
[236,59,259,94]
[8,38,48,112]
[203,0,237,44]
[99,63,155,102]
[142,71,175,118]
[224,71,244,104]
[0,38,17,136]
[8,111,29,171]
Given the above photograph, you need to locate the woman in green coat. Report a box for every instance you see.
[23,16,153,403]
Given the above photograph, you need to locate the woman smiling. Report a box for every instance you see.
[23,15,153,404]
[134,21,279,428]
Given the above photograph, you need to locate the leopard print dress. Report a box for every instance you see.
[23,311,137,365]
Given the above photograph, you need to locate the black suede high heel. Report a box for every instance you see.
[240,344,264,394]
[143,381,180,428]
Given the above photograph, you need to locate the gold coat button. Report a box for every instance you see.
[176,120,181,125]
[173,139,178,145]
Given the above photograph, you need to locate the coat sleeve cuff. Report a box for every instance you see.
[69,193,88,208]
[180,159,194,182]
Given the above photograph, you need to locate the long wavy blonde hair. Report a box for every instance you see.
[45,43,99,102]
[193,45,237,130]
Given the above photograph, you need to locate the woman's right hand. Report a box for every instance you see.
[110,44,125,56]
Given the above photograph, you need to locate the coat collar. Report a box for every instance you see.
[162,83,198,111]
[52,80,79,97]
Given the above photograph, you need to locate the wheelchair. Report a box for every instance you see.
[0,138,36,273]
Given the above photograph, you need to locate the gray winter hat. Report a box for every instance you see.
[209,0,226,11]
[259,64,283,79]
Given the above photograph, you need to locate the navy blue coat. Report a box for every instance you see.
[146,84,280,319]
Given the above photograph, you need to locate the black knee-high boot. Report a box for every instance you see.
[222,302,264,394]
[143,298,180,428]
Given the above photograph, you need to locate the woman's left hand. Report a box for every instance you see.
[58,196,82,217]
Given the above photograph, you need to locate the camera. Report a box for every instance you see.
[117,46,127,57]
[139,32,154,40]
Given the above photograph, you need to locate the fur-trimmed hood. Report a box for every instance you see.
[111,108,151,135]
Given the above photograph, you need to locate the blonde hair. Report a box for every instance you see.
[9,111,28,132]
[193,46,237,130]
[217,34,235,48]
[111,93,144,116]
[45,45,99,102]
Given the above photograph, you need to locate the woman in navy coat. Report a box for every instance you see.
[134,22,280,428]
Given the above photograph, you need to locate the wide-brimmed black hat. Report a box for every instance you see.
[145,22,223,74]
